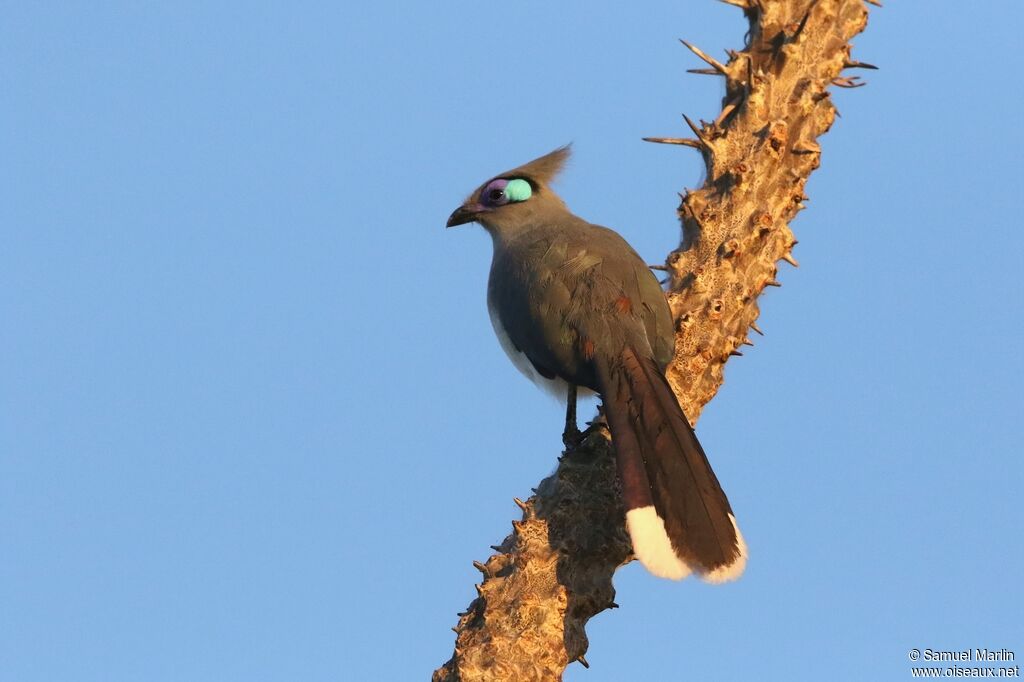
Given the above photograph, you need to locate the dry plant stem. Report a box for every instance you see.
[434,1,872,679]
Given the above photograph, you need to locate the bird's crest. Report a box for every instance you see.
[499,144,571,187]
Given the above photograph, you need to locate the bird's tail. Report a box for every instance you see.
[596,347,747,582]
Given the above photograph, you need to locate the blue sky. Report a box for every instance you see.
[2,2,1021,680]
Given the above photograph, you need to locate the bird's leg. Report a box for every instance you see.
[562,383,582,449]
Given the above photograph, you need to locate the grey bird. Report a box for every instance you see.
[447,146,746,582]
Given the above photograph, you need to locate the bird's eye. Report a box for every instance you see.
[480,179,516,207]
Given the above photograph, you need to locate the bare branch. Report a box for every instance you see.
[434,1,875,679]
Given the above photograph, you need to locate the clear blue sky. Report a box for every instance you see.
[2,2,1021,680]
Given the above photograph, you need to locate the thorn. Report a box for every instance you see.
[682,114,708,142]
[718,0,749,7]
[454,646,462,657]
[792,140,820,155]
[680,40,728,75]
[742,337,754,346]
[730,349,743,357]
[750,321,764,336]
[713,97,741,128]
[474,583,483,596]
[513,497,528,511]
[451,626,459,633]
[457,610,468,617]
[687,67,724,76]
[781,253,799,267]
[473,560,487,574]
[577,654,590,669]
[649,263,668,271]
[865,0,881,6]
[608,602,619,609]
[642,136,703,149]
[512,519,525,532]
[844,59,878,70]
[832,76,866,88]
[766,279,782,287]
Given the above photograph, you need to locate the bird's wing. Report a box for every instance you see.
[489,223,671,387]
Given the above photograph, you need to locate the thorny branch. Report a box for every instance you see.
[434,1,875,679]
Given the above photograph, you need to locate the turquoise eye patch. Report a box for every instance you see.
[504,178,532,202]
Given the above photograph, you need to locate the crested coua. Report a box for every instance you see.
[447,146,746,582]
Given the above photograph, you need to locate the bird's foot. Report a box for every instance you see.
[562,424,583,450]
[563,420,608,451]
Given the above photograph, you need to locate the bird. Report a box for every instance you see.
[446,145,746,582]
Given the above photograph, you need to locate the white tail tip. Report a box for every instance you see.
[625,506,692,580]
[626,507,748,583]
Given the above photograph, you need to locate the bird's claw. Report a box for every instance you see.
[563,421,606,451]
[562,425,583,450]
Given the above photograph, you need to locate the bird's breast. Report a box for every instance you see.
[486,297,570,400]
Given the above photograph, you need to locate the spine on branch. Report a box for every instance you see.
[435,1,874,679]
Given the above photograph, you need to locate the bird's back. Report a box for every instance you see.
[487,218,675,392]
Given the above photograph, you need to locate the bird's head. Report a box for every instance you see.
[446,145,571,232]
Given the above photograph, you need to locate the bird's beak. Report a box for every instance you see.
[446,205,478,228]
